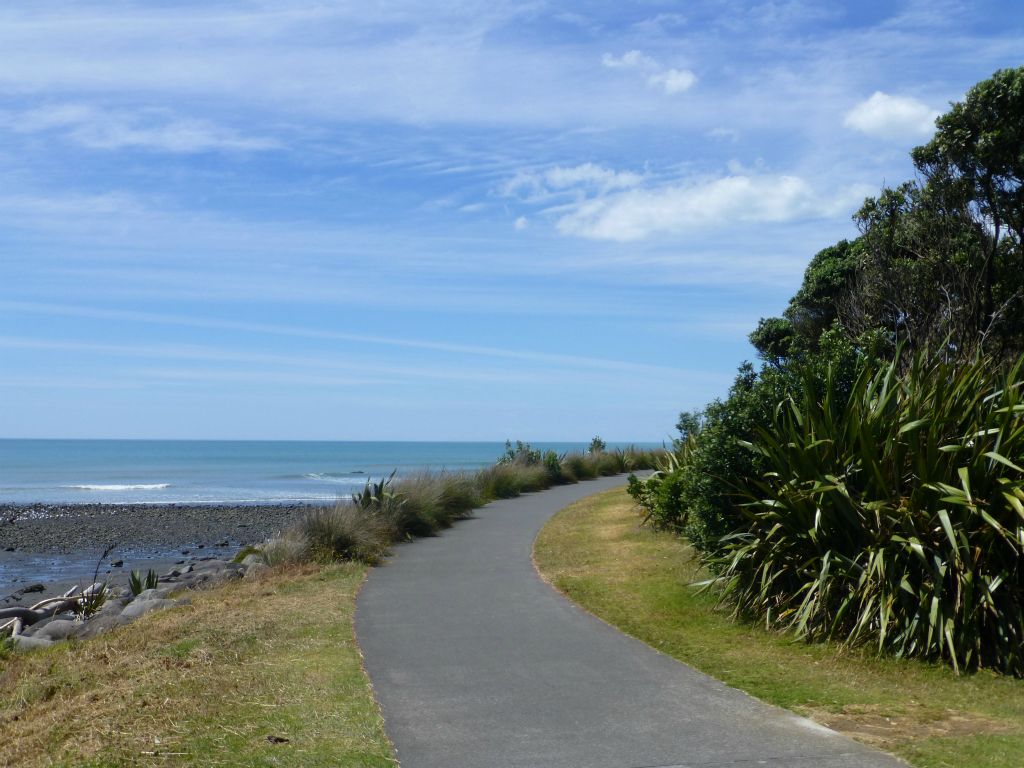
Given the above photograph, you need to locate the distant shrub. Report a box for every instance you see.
[436,472,482,519]
[260,530,311,566]
[497,439,542,466]
[562,453,596,480]
[258,442,663,567]
[300,504,392,564]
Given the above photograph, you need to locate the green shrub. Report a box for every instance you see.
[391,472,442,535]
[129,569,159,597]
[300,503,392,564]
[711,352,1024,675]
[259,530,310,566]
[562,452,596,480]
[436,471,483,519]
[497,439,542,466]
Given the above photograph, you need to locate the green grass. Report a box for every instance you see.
[533,487,1024,768]
[0,564,395,767]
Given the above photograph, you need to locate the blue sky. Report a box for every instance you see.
[0,1,1021,441]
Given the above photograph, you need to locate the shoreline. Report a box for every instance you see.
[0,501,319,555]
[0,501,320,600]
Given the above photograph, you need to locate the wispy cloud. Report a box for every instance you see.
[647,68,697,95]
[0,103,278,152]
[0,301,702,378]
[601,49,697,96]
[601,50,657,70]
[502,162,644,201]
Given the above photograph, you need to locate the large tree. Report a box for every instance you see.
[751,66,1024,366]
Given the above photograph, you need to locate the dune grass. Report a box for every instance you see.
[533,487,1024,768]
[264,445,662,567]
[0,564,395,767]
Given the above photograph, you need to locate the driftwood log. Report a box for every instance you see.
[0,582,105,636]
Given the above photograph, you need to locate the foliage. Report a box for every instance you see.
[709,352,1024,675]
[259,530,310,566]
[128,569,159,597]
[588,436,607,454]
[300,503,392,564]
[630,336,861,552]
[260,444,661,566]
[748,67,1024,368]
[631,67,1024,676]
[497,439,542,466]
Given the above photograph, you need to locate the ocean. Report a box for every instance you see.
[0,439,658,505]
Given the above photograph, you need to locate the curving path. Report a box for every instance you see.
[355,477,904,768]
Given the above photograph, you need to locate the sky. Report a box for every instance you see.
[0,1,1021,441]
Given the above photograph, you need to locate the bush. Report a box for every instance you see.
[562,452,597,481]
[257,443,664,567]
[260,530,311,566]
[299,504,392,564]
[711,352,1024,675]
[436,472,483,519]
[391,472,447,536]
[629,331,863,552]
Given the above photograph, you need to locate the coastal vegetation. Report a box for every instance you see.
[535,488,1024,768]
[259,441,661,567]
[628,67,1024,675]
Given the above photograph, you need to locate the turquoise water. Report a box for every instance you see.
[0,440,657,504]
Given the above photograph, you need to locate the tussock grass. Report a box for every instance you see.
[0,564,395,767]
[302,505,393,564]
[534,487,1024,768]
[261,445,662,566]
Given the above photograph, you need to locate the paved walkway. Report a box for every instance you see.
[356,476,904,768]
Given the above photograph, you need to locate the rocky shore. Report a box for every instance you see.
[3,555,268,650]
[0,502,320,606]
[0,502,314,555]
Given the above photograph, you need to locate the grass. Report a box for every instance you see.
[263,445,663,568]
[533,487,1024,768]
[0,564,395,767]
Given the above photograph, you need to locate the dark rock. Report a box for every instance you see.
[35,619,83,641]
[77,612,130,639]
[121,598,175,620]
[111,560,124,568]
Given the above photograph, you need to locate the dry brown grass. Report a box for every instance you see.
[0,564,395,767]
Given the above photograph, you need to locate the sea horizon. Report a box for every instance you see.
[0,438,662,505]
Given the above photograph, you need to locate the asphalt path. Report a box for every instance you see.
[356,476,905,768]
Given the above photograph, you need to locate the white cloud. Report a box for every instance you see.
[707,127,740,142]
[0,103,277,153]
[601,50,657,70]
[843,92,939,140]
[553,173,871,241]
[502,162,644,200]
[648,68,697,95]
[602,51,696,97]
[514,216,528,230]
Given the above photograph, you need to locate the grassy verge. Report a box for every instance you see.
[533,487,1024,768]
[0,565,395,767]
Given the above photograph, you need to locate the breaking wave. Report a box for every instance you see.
[66,483,171,491]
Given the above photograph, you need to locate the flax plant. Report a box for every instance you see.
[712,352,1024,675]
